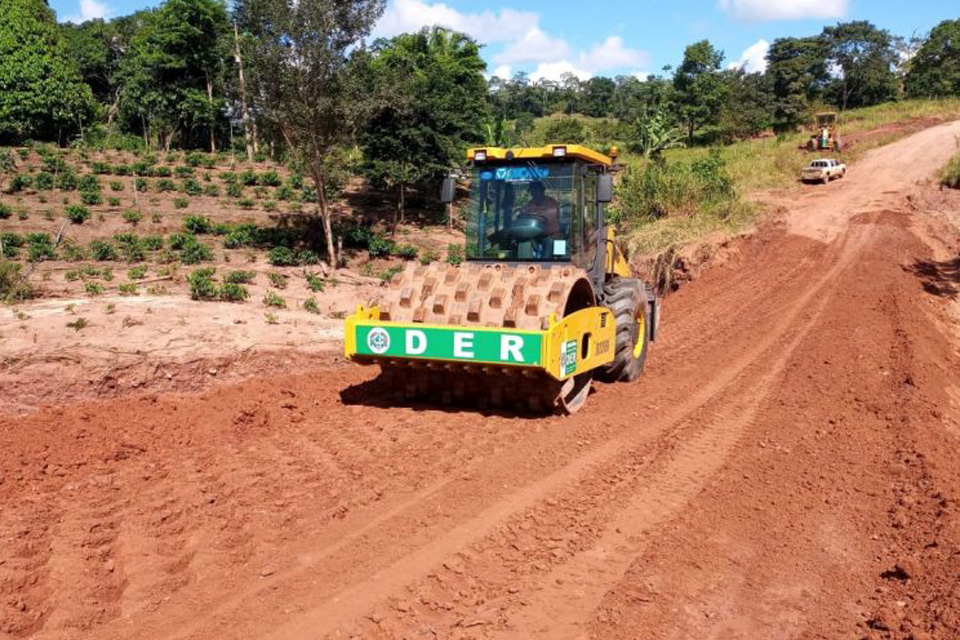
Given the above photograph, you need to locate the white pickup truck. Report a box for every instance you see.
[801,158,846,184]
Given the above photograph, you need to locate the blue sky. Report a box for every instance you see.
[53,0,958,80]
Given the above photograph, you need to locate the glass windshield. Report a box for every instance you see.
[465,162,578,262]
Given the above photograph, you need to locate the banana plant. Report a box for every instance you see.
[628,108,686,159]
[484,116,511,147]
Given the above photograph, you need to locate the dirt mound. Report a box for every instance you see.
[0,293,354,415]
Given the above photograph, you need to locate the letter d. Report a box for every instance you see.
[406,330,427,355]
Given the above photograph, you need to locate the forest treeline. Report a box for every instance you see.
[1,0,958,262]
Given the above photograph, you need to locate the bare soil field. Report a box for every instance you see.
[0,149,458,412]
[3,121,960,640]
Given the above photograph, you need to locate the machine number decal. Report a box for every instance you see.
[560,340,577,377]
[595,339,611,357]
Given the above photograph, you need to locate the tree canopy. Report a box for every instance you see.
[906,18,960,98]
[116,0,229,150]
[673,40,728,141]
[0,0,96,143]
[766,36,829,133]
[235,0,385,265]
[822,21,899,109]
[360,27,487,223]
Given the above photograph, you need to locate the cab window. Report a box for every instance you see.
[466,162,576,262]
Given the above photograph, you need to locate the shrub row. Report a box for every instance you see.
[343,225,418,261]
[220,169,287,187]
[188,267,249,302]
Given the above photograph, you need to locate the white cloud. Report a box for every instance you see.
[374,1,651,80]
[64,0,109,22]
[496,31,649,82]
[728,39,769,73]
[579,36,649,71]
[530,61,591,82]
[718,0,848,21]
[495,28,571,65]
[527,36,648,81]
[374,0,538,42]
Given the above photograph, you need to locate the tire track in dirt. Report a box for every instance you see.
[61,233,831,640]
[319,225,869,640]
[548,207,960,640]
[41,475,125,635]
[0,497,55,637]
[492,242,848,639]
[5,228,860,640]
[248,230,869,639]
[4,120,959,640]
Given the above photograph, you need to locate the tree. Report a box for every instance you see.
[822,21,899,109]
[231,21,258,161]
[766,36,829,133]
[610,75,644,121]
[514,112,535,144]
[117,0,229,150]
[558,72,583,114]
[360,27,487,227]
[906,18,960,98]
[611,74,673,123]
[541,117,586,144]
[626,105,685,159]
[718,70,774,140]
[0,0,97,143]
[59,20,119,106]
[582,77,616,118]
[236,0,385,267]
[673,40,728,141]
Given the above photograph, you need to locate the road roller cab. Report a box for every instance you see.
[344,145,659,414]
[455,145,617,278]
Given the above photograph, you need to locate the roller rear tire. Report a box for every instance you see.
[597,277,650,383]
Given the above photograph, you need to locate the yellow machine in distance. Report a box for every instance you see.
[344,144,658,414]
[807,112,843,152]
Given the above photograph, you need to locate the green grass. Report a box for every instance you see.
[262,291,286,308]
[610,99,960,257]
[624,202,757,257]
[303,297,320,314]
[941,150,960,189]
[629,98,960,192]
[837,98,960,134]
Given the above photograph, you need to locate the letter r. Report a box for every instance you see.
[500,335,524,362]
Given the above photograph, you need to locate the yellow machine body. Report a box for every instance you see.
[342,144,656,413]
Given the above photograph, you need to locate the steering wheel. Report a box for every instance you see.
[502,214,548,241]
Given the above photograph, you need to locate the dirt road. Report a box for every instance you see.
[3,120,960,640]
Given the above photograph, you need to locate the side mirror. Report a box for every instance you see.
[597,174,613,203]
[441,177,456,204]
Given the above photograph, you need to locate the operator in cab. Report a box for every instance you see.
[519,181,560,237]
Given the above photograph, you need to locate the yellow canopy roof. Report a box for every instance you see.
[466,144,614,167]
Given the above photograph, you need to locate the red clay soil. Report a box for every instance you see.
[3,120,960,640]
[840,115,948,152]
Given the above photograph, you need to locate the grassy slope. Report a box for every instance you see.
[656,98,960,191]
[610,99,960,255]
